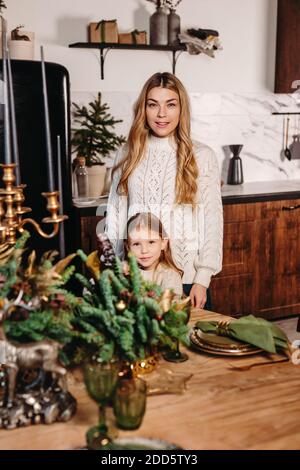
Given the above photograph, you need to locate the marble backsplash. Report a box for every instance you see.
[1,79,300,183]
[2,79,300,184]
[72,90,300,184]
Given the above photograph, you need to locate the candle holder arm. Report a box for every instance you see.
[17,218,60,239]
[17,191,68,239]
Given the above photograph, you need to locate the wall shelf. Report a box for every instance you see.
[68,42,187,79]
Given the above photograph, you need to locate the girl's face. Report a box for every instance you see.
[146,86,180,138]
[127,226,167,270]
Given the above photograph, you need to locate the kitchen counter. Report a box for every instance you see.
[222,180,300,204]
[73,180,300,214]
[0,309,298,450]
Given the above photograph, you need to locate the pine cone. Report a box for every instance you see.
[49,293,67,310]
[12,280,31,297]
[147,290,156,298]
[97,233,115,270]
[10,307,29,321]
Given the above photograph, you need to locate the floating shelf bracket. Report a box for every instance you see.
[100,47,111,80]
[172,49,184,75]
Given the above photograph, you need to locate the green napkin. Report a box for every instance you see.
[196,315,289,353]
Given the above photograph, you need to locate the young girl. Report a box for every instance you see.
[106,72,223,309]
[125,212,183,297]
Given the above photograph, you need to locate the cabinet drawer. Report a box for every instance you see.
[217,221,254,277]
[260,199,300,221]
[210,273,254,317]
[223,203,257,224]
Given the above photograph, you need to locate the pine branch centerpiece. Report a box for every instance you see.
[1,233,190,368]
[75,234,191,366]
[0,233,190,427]
[0,233,78,428]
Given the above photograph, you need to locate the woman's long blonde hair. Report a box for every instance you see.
[125,212,183,276]
[113,72,199,205]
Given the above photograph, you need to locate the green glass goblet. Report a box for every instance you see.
[83,360,119,449]
[163,339,189,363]
[163,300,191,363]
[113,378,147,430]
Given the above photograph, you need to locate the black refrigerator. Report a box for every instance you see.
[0,59,75,256]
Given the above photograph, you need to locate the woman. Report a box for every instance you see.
[105,72,223,309]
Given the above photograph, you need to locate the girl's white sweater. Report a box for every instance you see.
[140,263,183,297]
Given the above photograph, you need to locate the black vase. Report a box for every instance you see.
[150,6,168,45]
[168,9,181,46]
[227,145,244,185]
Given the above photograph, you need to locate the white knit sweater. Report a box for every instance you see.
[105,135,223,287]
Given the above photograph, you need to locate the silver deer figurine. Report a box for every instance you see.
[0,293,67,405]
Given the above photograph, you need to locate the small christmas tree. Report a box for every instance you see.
[71,93,126,166]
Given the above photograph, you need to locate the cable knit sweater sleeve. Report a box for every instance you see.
[105,146,128,258]
[193,143,223,288]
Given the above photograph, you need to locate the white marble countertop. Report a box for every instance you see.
[221,180,300,197]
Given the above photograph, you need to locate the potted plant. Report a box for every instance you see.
[71,93,126,197]
[8,24,35,60]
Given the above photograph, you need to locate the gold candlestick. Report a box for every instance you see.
[0,197,6,244]
[0,164,18,244]
[14,185,32,223]
[0,164,68,245]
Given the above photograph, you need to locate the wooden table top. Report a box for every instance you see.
[0,309,299,450]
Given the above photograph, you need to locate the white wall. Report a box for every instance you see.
[4,0,277,93]
[5,0,300,183]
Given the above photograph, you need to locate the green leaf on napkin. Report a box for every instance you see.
[196,315,289,353]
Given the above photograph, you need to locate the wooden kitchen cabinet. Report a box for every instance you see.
[275,0,300,93]
[254,199,300,319]
[78,215,102,254]
[210,202,257,317]
[211,198,300,319]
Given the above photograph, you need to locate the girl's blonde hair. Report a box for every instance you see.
[113,72,199,205]
[125,212,183,276]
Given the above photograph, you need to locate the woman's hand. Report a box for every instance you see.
[190,284,207,309]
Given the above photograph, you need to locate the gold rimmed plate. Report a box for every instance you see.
[76,437,182,450]
[195,328,256,350]
[190,328,262,356]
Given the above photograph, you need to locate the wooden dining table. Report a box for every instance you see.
[0,309,299,450]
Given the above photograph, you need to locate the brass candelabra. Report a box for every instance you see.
[0,163,68,245]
